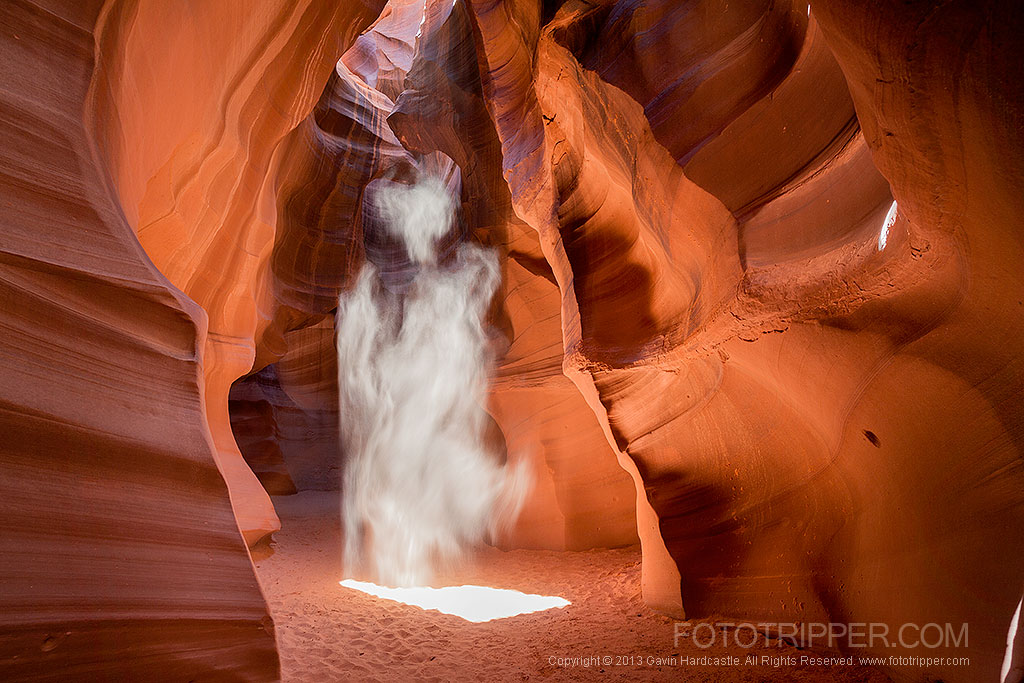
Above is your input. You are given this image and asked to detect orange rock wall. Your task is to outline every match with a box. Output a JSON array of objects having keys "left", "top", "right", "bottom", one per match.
[
  {"left": 88, "top": 0, "right": 386, "bottom": 545},
  {"left": 1, "top": 0, "right": 386, "bottom": 677},
  {"left": 465, "top": 1, "right": 1024, "bottom": 679},
  {"left": 4, "top": 0, "right": 1023, "bottom": 679},
  {"left": 237, "top": 0, "right": 640, "bottom": 551},
  {"left": 0, "top": 1, "right": 283, "bottom": 678}
]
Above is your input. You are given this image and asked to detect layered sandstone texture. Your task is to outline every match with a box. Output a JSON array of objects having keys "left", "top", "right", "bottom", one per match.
[
  {"left": 88, "top": 0, "right": 388, "bottom": 547},
  {"left": 0, "top": 0, "right": 382, "bottom": 679},
  {"left": 2, "top": 0, "right": 1023, "bottom": 682},
  {"left": 462, "top": 0, "right": 1024, "bottom": 680},
  {"left": 226, "top": 0, "right": 642, "bottom": 552}
]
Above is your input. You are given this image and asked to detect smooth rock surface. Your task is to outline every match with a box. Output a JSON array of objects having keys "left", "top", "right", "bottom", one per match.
[
  {"left": 464, "top": 1, "right": 1024, "bottom": 679},
  {"left": 0, "top": 1, "right": 289, "bottom": 678},
  {"left": 89, "top": 0, "right": 387, "bottom": 545}
]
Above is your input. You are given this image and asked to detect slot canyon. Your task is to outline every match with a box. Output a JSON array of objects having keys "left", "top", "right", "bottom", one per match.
[{"left": 1, "top": 0, "right": 1022, "bottom": 681}]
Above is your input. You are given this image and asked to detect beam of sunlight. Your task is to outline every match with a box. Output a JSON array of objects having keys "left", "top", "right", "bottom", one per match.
[
  {"left": 337, "top": 171, "right": 529, "bottom": 587},
  {"left": 340, "top": 579, "right": 570, "bottom": 622}
]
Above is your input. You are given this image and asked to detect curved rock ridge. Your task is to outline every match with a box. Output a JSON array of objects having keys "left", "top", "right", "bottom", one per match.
[
  {"left": 579, "top": 0, "right": 808, "bottom": 169},
  {"left": 4, "top": 0, "right": 1023, "bottom": 679},
  {"left": 386, "top": 0, "right": 640, "bottom": 550},
  {"left": 232, "top": 0, "right": 639, "bottom": 551},
  {"left": 463, "top": 0, "right": 1024, "bottom": 679},
  {"left": 466, "top": 0, "right": 739, "bottom": 610},
  {"left": 233, "top": 323, "right": 344, "bottom": 493},
  {"left": 88, "top": 0, "right": 388, "bottom": 546},
  {"left": 0, "top": 0, "right": 302, "bottom": 678}
]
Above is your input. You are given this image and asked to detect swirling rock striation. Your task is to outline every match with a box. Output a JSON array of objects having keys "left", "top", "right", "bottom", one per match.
[
  {"left": 3, "top": 0, "right": 1023, "bottom": 680},
  {"left": 388, "top": 0, "right": 640, "bottom": 550},
  {"left": 0, "top": 0, "right": 386, "bottom": 677},
  {"left": 89, "top": 0, "right": 387, "bottom": 546},
  {"left": 464, "top": 1, "right": 1024, "bottom": 680},
  {"left": 0, "top": 0, "right": 292, "bottom": 678}
]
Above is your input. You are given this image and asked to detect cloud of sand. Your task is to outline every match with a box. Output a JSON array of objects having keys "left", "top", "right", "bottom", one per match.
[{"left": 336, "top": 174, "right": 528, "bottom": 587}]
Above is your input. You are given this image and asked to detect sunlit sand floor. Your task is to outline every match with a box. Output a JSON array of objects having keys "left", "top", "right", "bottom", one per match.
[{"left": 255, "top": 492, "right": 890, "bottom": 682}]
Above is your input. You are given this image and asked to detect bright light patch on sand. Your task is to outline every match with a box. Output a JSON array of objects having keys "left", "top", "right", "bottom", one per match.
[
  {"left": 340, "top": 580, "right": 570, "bottom": 622},
  {"left": 879, "top": 200, "right": 898, "bottom": 250}
]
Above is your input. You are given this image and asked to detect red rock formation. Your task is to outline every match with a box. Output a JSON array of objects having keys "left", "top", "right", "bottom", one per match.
[
  {"left": 0, "top": 0, "right": 382, "bottom": 677},
  {"left": 233, "top": 324, "right": 343, "bottom": 492},
  {"left": 89, "top": 0, "right": 386, "bottom": 545},
  {"left": 4, "top": 0, "right": 1022, "bottom": 679},
  {"left": 0, "top": 1, "right": 283, "bottom": 678},
  {"left": 388, "top": 0, "right": 640, "bottom": 550},
  {"left": 465, "top": 0, "right": 1024, "bottom": 679},
  {"left": 229, "top": 370, "right": 299, "bottom": 497}
]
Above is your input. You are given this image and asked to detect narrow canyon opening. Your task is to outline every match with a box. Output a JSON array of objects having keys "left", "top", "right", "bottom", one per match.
[{"left": 221, "top": 1, "right": 1012, "bottom": 680}]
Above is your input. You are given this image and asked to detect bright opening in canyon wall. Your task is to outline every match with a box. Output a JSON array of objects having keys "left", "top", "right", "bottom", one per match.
[{"left": 335, "top": 171, "right": 529, "bottom": 588}]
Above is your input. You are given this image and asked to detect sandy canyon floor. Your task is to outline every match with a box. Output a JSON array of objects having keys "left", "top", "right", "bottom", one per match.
[{"left": 254, "top": 492, "right": 890, "bottom": 682}]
